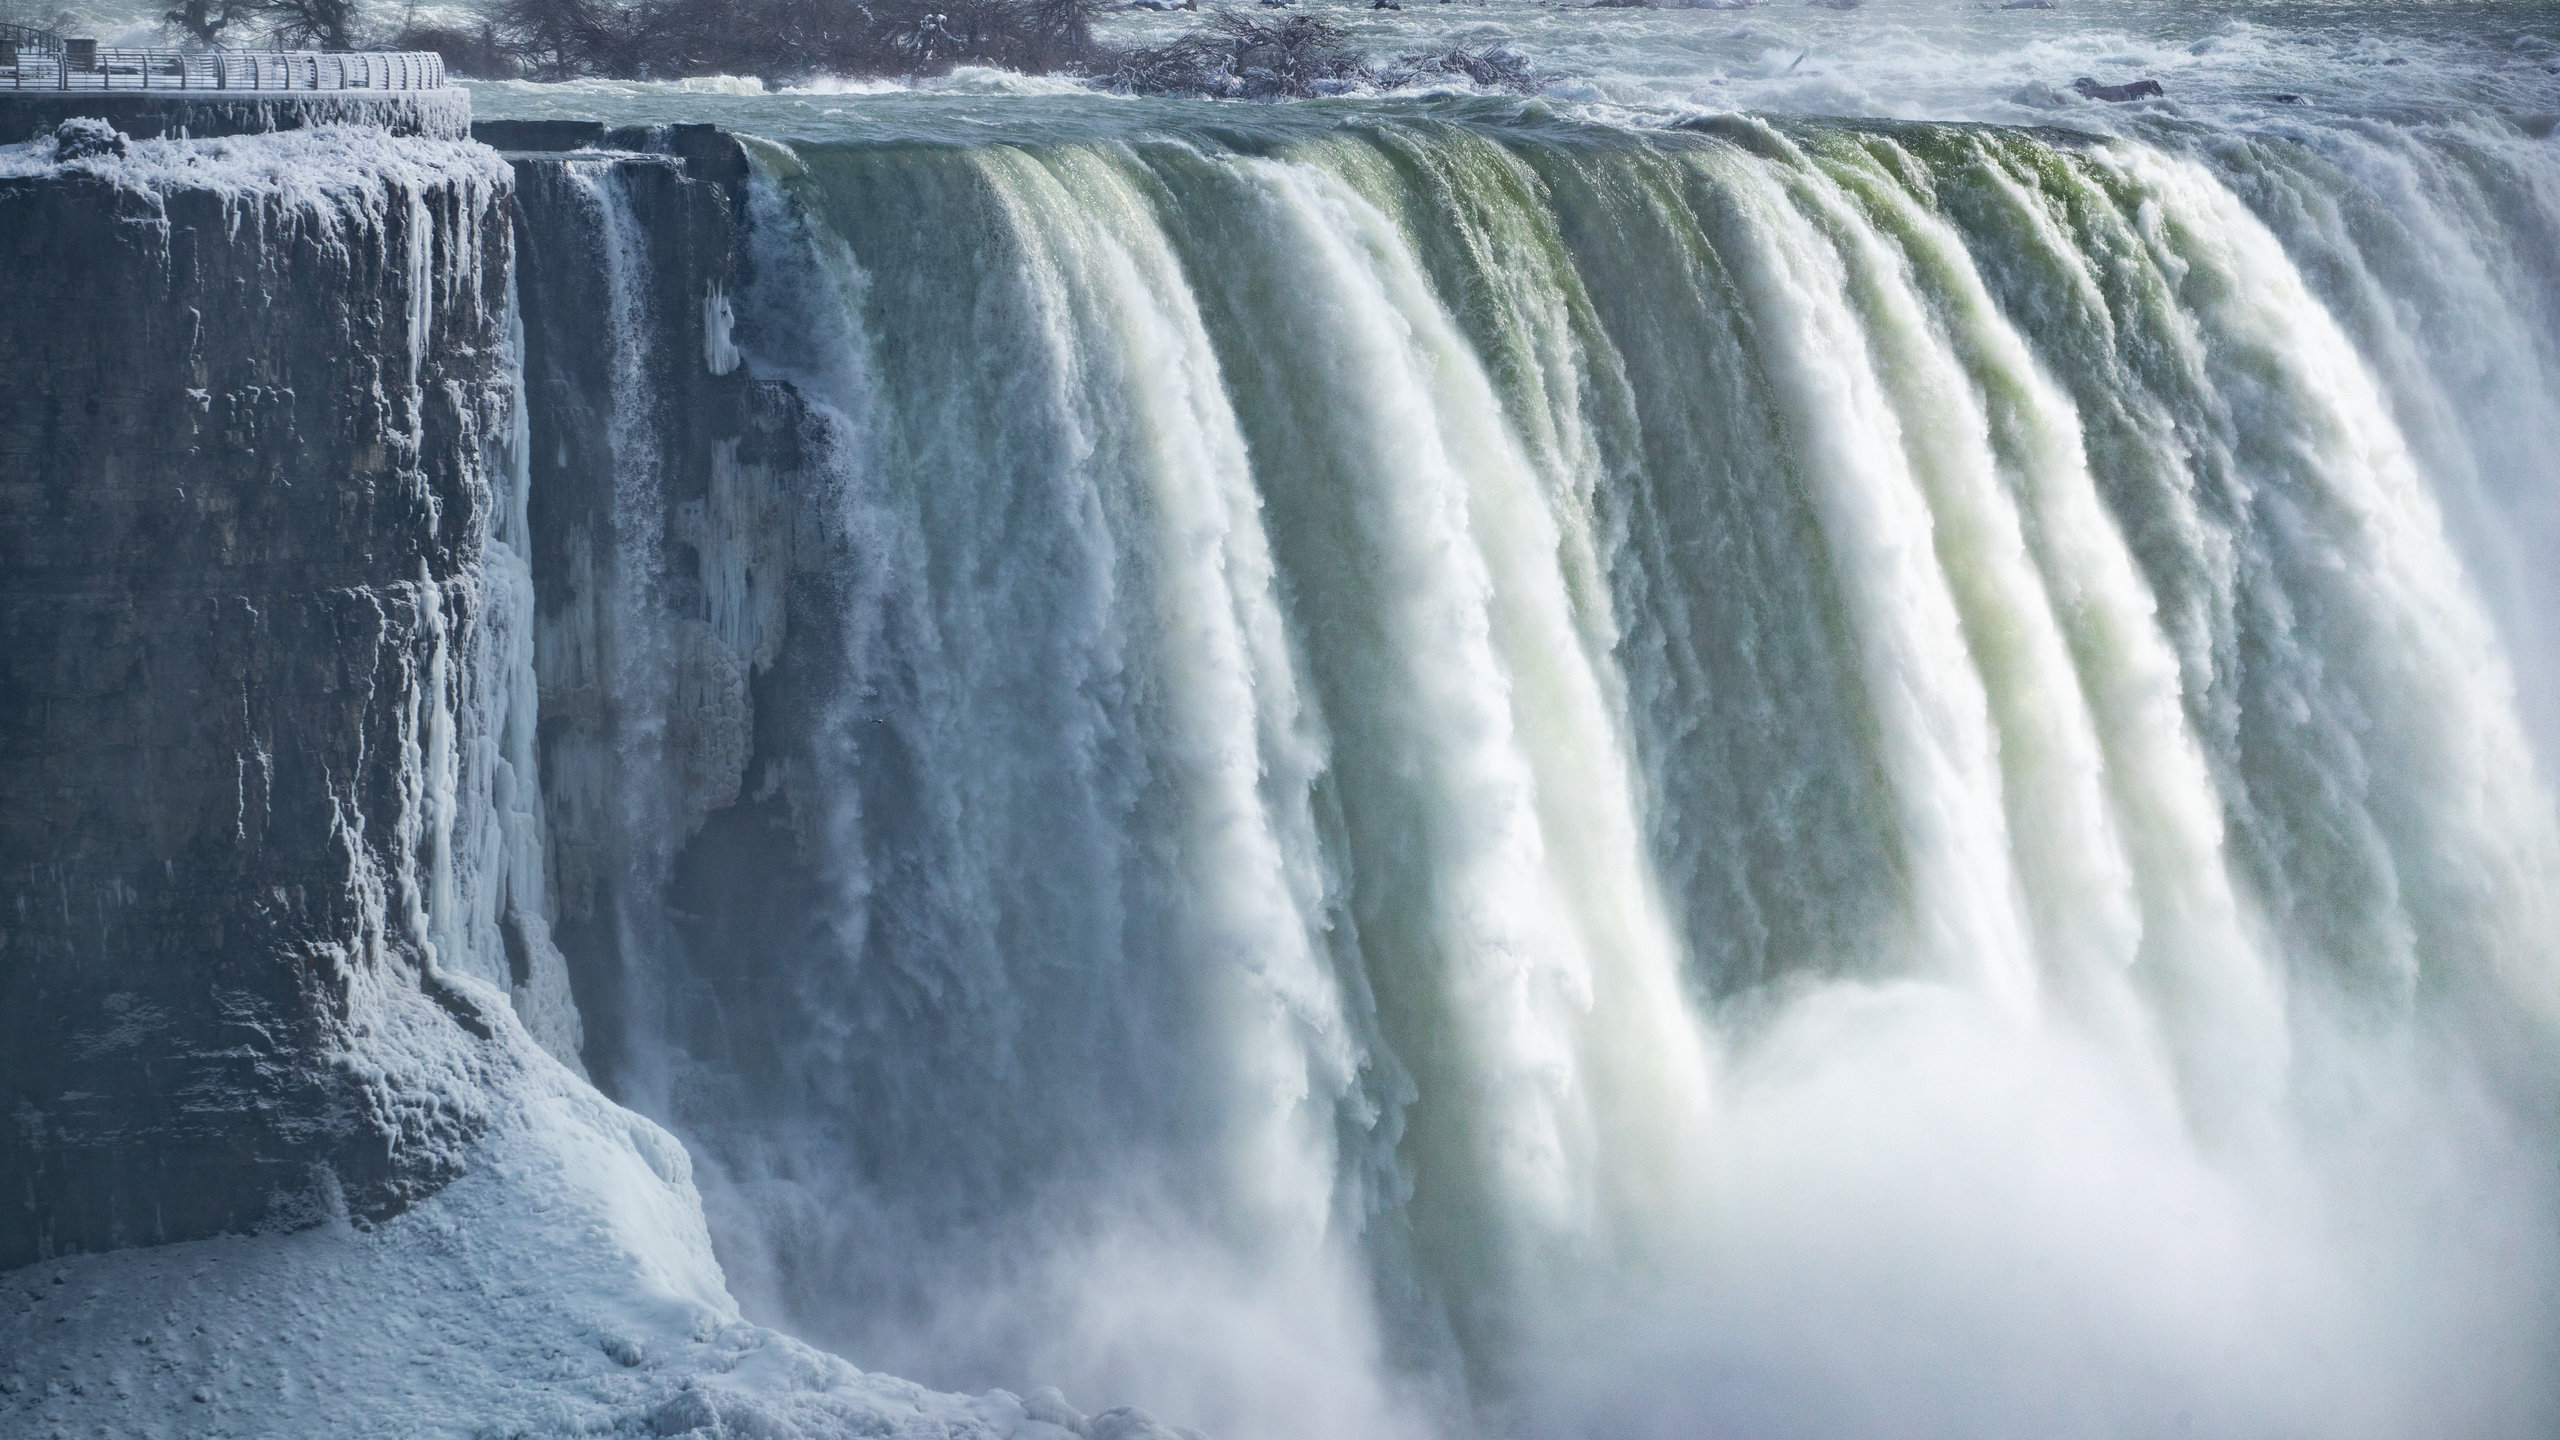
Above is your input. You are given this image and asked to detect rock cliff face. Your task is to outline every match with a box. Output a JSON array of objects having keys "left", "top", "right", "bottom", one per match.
[
  {"left": 0, "top": 129, "right": 521, "bottom": 1269},
  {"left": 0, "top": 124, "right": 1064, "bottom": 1440},
  {"left": 498, "top": 129, "right": 811, "bottom": 1097}
]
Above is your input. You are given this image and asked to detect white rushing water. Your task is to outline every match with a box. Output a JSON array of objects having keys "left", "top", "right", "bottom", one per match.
[{"left": 457, "top": 10, "right": 2560, "bottom": 1439}]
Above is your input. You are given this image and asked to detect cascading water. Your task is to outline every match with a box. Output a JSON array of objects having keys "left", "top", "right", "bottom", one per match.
[{"left": 511, "top": 106, "right": 2560, "bottom": 1440}]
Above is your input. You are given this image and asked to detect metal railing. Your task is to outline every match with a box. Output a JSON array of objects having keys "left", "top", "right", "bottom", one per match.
[
  {"left": 0, "top": 21, "right": 61, "bottom": 54},
  {"left": 3, "top": 47, "right": 448, "bottom": 91}
]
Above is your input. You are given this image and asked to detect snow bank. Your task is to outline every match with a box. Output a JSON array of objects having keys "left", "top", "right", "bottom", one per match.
[
  {"left": 0, "top": 121, "right": 511, "bottom": 197},
  {"left": 0, "top": 1003, "right": 1169, "bottom": 1439}
]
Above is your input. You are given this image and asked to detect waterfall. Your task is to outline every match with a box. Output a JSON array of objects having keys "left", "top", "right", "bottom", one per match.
[{"left": 519, "top": 114, "right": 2560, "bottom": 1439}]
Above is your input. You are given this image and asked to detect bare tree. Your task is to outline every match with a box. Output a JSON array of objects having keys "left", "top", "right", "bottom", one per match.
[
  {"left": 480, "top": 0, "right": 1113, "bottom": 83},
  {"left": 260, "top": 0, "right": 360, "bottom": 49},
  {"left": 492, "top": 0, "right": 631, "bottom": 76},
  {"left": 164, "top": 0, "right": 245, "bottom": 46}
]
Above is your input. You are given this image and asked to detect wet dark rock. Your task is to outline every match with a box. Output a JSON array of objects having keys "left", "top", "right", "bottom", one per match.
[
  {"left": 1379, "top": 43, "right": 1534, "bottom": 89},
  {"left": 1102, "top": 12, "right": 1362, "bottom": 95},
  {"left": 1104, "top": 9, "right": 1534, "bottom": 96},
  {"left": 2074, "top": 75, "right": 2164, "bottom": 100},
  {"left": 502, "top": 147, "right": 809, "bottom": 1098},
  {"left": 471, "top": 118, "right": 610, "bottom": 151}
]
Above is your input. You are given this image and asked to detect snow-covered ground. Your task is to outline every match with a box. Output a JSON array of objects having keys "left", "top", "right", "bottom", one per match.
[{"left": 0, "top": 1006, "right": 1186, "bottom": 1440}]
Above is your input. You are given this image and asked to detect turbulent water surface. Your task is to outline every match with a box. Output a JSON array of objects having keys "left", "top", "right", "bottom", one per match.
[{"left": 474, "top": 8, "right": 2560, "bottom": 1437}]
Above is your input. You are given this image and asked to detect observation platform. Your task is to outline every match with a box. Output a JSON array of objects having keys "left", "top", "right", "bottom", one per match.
[{"left": 1, "top": 33, "right": 463, "bottom": 140}]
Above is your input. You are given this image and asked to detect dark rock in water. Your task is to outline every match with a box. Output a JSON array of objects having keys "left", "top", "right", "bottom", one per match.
[
  {"left": 49, "top": 117, "right": 125, "bottom": 161},
  {"left": 2269, "top": 92, "right": 2307, "bottom": 104},
  {"left": 599, "top": 121, "right": 754, "bottom": 185},
  {"left": 2001, "top": 0, "right": 2056, "bottom": 9},
  {"left": 1380, "top": 42, "right": 1534, "bottom": 88},
  {"left": 2074, "top": 75, "right": 2164, "bottom": 101},
  {"left": 1374, "top": 0, "right": 1401, "bottom": 10},
  {"left": 1103, "top": 12, "right": 1376, "bottom": 97}
]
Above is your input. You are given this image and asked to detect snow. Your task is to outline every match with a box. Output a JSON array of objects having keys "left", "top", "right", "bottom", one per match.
[
  {"left": 0, "top": 1007, "right": 1164, "bottom": 1439},
  {"left": 0, "top": 122, "right": 511, "bottom": 199},
  {"left": 704, "top": 283, "right": 742, "bottom": 377}
]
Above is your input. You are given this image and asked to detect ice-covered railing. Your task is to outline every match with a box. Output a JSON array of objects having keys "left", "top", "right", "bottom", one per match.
[
  {"left": 0, "top": 22, "right": 60, "bottom": 55},
  {"left": 2, "top": 44, "right": 447, "bottom": 91}
]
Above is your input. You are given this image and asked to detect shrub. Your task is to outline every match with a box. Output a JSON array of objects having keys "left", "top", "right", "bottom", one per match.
[
  {"left": 482, "top": 0, "right": 1106, "bottom": 82},
  {"left": 1099, "top": 11, "right": 1366, "bottom": 97}
]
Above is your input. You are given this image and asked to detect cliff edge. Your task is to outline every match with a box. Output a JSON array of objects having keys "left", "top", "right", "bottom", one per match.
[{"left": 0, "top": 125, "right": 521, "bottom": 1269}]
